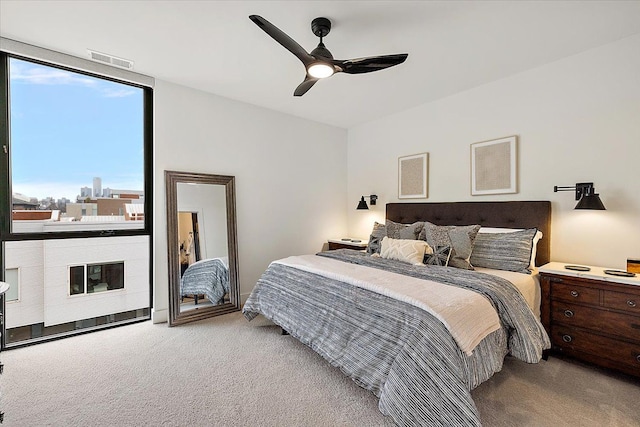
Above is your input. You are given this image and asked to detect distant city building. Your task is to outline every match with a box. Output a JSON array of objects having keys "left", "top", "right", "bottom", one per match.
[
  {"left": 12, "top": 193, "right": 39, "bottom": 210},
  {"left": 66, "top": 202, "right": 98, "bottom": 220},
  {"left": 12, "top": 179, "right": 143, "bottom": 218},
  {"left": 93, "top": 177, "right": 102, "bottom": 198},
  {"left": 125, "top": 203, "right": 144, "bottom": 221},
  {"left": 57, "top": 197, "right": 70, "bottom": 213},
  {"left": 110, "top": 189, "right": 144, "bottom": 200}
]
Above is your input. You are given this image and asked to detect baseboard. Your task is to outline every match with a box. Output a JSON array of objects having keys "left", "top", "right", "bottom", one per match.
[
  {"left": 151, "top": 307, "right": 168, "bottom": 324},
  {"left": 241, "top": 292, "right": 252, "bottom": 306}
]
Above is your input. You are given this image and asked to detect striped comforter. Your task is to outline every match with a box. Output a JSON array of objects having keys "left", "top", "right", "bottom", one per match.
[
  {"left": 243, "top": 250, "right": 550, "bottom": 426},
  {"left": 180, "top": 257, "right": 229, "bottom": 305}
]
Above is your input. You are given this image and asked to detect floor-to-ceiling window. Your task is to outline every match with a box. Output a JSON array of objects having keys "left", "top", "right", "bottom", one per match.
[{"left": 0, "top": 39, "right": 153, "bottom": 348}]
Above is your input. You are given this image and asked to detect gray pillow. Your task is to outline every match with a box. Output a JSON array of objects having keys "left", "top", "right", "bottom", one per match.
[
  {"left": 470, "top": 228, "right": 538, "bottom": 274},
  {"left": 424, "top": 245, "right": 451, "bottom": 266},
  {"left": 366, "top": 222, "right": 387, "bottom": 254},
  {"left": 366, "top": 220, "right": 424, "bottom": 255},
  {"left": 421, "top": 222, "right": 481, "bottom": 270},
  {"left": 385, "top": 220, "right": 423, "bottom": 240}
]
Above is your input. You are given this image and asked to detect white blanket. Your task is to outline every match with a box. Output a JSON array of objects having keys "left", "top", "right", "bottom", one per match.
[{"left": 274, "top": 255, "right": 501, "bottom": 355}]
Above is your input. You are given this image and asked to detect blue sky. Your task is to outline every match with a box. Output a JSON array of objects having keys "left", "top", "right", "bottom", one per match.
[{"left": 9, "top": 57, "right": 144, "bottom": 200}]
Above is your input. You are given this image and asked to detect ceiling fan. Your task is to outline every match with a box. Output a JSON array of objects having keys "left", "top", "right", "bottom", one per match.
[{"left": 249, "top": 15, "right": 408, "bottom": 96}]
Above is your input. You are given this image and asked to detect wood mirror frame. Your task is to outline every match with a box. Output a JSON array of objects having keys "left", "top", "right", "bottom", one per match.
[{"left": 165, "top": 170, "right": 240, "bottom": 326}]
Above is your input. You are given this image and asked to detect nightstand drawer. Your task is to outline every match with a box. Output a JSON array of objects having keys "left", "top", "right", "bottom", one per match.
[
  {"left": 551, "top": 326, "right": 640, "bottom": 369},
  {"left": 551, "top": 281, "right": 600, "bottom": 305},
  {"left": 604, "top": 290, "right": 640, "bottom": 315},
  {"left": 551, "top": 301, "right": 640, "bottom": 340}
]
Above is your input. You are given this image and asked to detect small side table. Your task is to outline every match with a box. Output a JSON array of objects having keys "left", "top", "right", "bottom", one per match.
[
  {"left": 539, "top": 262, "right": 640, "bottom": 378},
  {"left": 327, "top": 239, "right": 368, "bottom": 251}
]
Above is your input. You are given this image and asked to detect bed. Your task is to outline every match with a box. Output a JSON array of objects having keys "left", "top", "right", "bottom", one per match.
[
  {"left": 180, "top": 257, "right": 229, "bottom": 305},
  {"left": 243, "top": 201, "right": 551, "bottom": 426}
]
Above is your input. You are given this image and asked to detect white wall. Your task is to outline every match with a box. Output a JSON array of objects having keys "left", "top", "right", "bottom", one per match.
[
  {"left": 4, "top": 236, "right": 149, "bottom": 328},
  {"left": 4, "top": 241, "right": 44, "bottom": 328},
  {"left": 348, "top": 34, "right": 640, "bottom": 269},
  {"left": 153, "top": 80, "right": 348, "bottom": 322},
  {"left": 43, "top": 236, "right": 149, "bottom": 326}
]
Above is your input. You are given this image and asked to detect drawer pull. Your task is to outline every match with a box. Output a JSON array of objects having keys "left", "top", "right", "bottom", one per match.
[
  {"left": 564, "top": 310, "right": 574, "bottom": 318},
  {"left": 562, "top": 335, "right": 573, "bottom": 343},
  {"left": 628, "top": 300, "right": 637, "bottom": 308},
  {"left": 570, "top": 290, "right": 579, "bottom": 297},
  {"left": 637, "top": 354, "right": 640, "bottom": 363}
]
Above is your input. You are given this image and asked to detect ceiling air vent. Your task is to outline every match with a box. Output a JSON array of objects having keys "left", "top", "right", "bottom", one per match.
[{"left": 87, "top": 49, "right": 134, "bottom": 70}]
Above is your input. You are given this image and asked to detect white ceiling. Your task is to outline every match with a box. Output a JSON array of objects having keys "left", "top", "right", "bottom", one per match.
[{"left": 2, "top": 1, "right": 640, "bottom": 129}]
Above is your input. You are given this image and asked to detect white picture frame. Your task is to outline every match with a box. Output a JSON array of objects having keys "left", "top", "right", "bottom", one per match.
[
  {"left": 398, "top": 152, "right": 428, "bottom": 199},
  {"left": 471, "top": 135, "right": 517, "bottom": 195}
]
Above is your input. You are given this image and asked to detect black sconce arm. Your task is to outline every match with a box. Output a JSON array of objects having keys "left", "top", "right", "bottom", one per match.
[{"left": 553, "top": 182, "right": 595, "bottom": 201}]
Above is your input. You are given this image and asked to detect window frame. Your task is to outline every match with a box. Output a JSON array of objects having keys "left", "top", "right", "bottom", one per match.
[
  {"left": 68, "top": 261, "right": 126, "bottom": 296},
  {"left": 0, "top": 40, "right": 154, "bottom": 349},
  {"left": 0, "top": 52, "right": 153, "bottom": 241}
]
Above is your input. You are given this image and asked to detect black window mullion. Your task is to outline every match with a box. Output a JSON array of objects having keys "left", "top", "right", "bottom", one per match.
[
  {"left": 0, "top": 52, "right": 11, "bottom": 240},
  {"left": 0, "top": 52, "right": 10, "bottom": 350}
]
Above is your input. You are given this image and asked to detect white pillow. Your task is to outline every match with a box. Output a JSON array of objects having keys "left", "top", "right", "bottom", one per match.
[
  {"left": 478, "top": 227, "right": 543, "bottom": 269},
  {"left": 380, "top": 236, "right": 432, "bottom": 265}
]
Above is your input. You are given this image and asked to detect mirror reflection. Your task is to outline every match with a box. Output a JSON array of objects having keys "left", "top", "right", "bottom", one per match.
[
  {"left": 177, "top": 183, "right": 229, "bottom": 312},
  {"left": 165, "top": 171, "right": 239, "bottom": 326}
]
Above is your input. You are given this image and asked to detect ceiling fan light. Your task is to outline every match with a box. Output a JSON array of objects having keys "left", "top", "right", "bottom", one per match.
[{"left": 308, "top": 63, "right": 334, "bottom": 78}]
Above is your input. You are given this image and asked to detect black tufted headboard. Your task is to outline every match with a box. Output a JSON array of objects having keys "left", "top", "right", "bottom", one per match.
[{"left": 386, "top": 201, "right": 551, "bottom": 266}]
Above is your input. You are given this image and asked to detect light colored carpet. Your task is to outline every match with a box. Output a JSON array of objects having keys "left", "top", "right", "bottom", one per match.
[{"left": 1, "top": 312, "right": 638, "bottom": 426}]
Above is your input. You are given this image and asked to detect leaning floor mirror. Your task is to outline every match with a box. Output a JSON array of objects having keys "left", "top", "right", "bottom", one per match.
[{"left": 165, "top": 171, "right": 240, "bottom": 326}]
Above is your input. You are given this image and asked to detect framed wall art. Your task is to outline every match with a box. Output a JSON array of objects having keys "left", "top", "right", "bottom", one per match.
[
  {"left": 398, "top": 152, "right": 428, "bottom": 199},
  {"left": 471, "top": 135, "right": 517, "bottom": 195}
]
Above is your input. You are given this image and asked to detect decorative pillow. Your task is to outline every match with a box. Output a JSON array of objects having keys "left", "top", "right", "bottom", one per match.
[
  {"left": 421, "top": 222, "right": 481, "bottom": 270},
  {"left": 470, "top": 228, "right": 539, "bottom": 274},
  {"left": 385, "top": 220, "right": 424, "bottom": 240},
  {"left": 366, "top": 222, "right": 387, "bottom": 254},
  {"left": 478, "top": 227, "right": 543, "bottom": 269},
  {"left": 424, "top": 245, "right": 452, "bottom": 266},
  {"left": 380, "top": 236, "right": 432, "bottom": 265}
]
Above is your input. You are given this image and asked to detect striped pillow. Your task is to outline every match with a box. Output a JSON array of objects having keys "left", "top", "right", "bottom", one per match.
[{"left": 470, "top": 228, "right": 538, "bottom": 274}]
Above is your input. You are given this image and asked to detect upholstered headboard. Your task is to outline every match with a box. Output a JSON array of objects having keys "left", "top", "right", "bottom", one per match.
[{"left": 386, "top": 201, "right": 551, "bottom": 266}]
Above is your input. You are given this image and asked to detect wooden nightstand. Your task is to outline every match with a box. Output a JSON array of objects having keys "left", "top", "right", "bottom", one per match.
[
  {"left": 539, "top": 262, "right": 640, "bottom": 378},
  {"left": 327, "top": 239, "right": 368, "bottom": 251}
]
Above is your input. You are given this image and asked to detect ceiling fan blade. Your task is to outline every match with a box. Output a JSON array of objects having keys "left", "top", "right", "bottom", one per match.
[
  {"left": 333, "top": 54, "right": 408, "bottom": 74},
  {"left": 294, "top": 75, "right": 319, "bottom": 97},
  {"left": 249, "top": 15, "right": 314, "bottom": 67}
]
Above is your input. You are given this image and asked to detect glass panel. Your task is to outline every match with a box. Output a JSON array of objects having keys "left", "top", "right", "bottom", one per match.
[
  {"left": 87, "top": 262, "right": 124, "bottom": 293},
  {"left": 69, "top": 266, "right": 85, "bottom": 295},
  {"left": 8, "top": 57, "right": 145, "bottom": 233},
  {"left": 4, "top": 268, "right": 19, "bottom": 302},
  {"left": 176, "top": 182, "right": 229, "bottom": 314}
]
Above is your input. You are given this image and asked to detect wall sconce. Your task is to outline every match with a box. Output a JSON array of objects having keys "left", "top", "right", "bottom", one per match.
[
  {"left": 356, "top": 195, "right": 378, "bottom": 210},
  {"left": 554, "top": 182, "right": 606, "bottom": 210}
]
